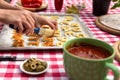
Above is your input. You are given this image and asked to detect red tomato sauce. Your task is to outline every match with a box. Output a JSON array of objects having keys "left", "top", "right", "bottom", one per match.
[{"left": 68, "top": 43, "right": 111, "bottom": 59}]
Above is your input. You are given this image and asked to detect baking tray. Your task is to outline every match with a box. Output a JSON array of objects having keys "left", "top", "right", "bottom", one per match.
[{"left": 0, "top": 14, "right": 94, "bottom": 50}]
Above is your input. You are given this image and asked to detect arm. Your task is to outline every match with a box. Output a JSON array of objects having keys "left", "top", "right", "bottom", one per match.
[
  {"left": 0, "top": 0, "right": 22, "bottom": 10},
  {"left": 0, "top": 9, "right": 35, "bottom": 34},
  {"left": 0, "top": 9, "right": 57, "bottom": 34},
  {"left": 0, "top": 0, "right": 57, "bottom": 34}
]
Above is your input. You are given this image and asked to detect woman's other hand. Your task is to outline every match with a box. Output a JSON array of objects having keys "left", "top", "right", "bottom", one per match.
[{"left": 31, "top": 13, "right": 58, "bottom": 30}]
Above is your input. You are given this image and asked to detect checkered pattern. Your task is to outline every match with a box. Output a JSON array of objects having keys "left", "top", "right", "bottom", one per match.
[{"left": 0, "top": 0, "right": 120, "bottom": 80}]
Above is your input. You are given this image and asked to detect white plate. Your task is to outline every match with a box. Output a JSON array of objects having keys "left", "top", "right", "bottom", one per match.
[{"left": 20, "top": 58, "right": 49, "bottom": 75}]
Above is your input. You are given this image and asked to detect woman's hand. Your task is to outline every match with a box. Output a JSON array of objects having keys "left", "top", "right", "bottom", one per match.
[{"left": 0, "top": 9, "right": 35, "bottom": 34}]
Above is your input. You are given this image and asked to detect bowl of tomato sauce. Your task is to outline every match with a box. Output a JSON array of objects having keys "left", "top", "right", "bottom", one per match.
[{"left": 63, "top": 38, "right": 119, "bottom": 80}]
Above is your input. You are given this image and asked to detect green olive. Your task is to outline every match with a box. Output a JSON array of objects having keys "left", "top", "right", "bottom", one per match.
[
  {"left": 36, "top": 65, "right": 45, "bottom": 72},
  {"left": 30, "top": 62, "right": 36, "bottom": 70},
  {"left": 41, "top": 61, "right": 47, "bottom": 68},
  {"left": 23, "top": 62, "right": 33, "bottom": 72}
]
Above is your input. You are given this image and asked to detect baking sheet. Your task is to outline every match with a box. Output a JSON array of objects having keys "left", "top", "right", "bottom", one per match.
[{"left": 0, "top": 14, "right": 94, "bottom": 50}]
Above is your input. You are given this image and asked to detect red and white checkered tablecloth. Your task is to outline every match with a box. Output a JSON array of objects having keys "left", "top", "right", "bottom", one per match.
[{"left": 0, "top": 0, "right": 120, "bottom": 80}]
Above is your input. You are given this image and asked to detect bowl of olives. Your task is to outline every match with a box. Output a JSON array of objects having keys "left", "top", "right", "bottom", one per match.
[{"left": 20, "top": 58, "right": 49, "bottom": 75}]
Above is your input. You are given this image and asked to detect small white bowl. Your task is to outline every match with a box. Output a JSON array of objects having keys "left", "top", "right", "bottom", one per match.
[{"left": 20, "top": 58, "right": 49, "bottom": 75}]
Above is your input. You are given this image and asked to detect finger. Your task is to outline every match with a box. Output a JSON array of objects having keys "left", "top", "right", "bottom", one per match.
[
  {"left": 51, "top": 21, "right": 58, "bottom": 29},
  {"left": 33, "top": 17, "right": 41, "bottom": 28},
  {"left": 22, "top": 21, "right": 31, "bottom": 35},
  {"left": 28, "top": 26, "right": 34, "bottom": 35},
  {"left": 17, "top": 22, "right": 24, "bottom": 33},
  {"left": 47, "top": 21, "right": 57, "bottom": 30},
  {"left": 26, "top": 14, "right": 35, "bottom": 28},
  {"left": 26, "top": 15, "right": 35, "bottom": 34}
]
